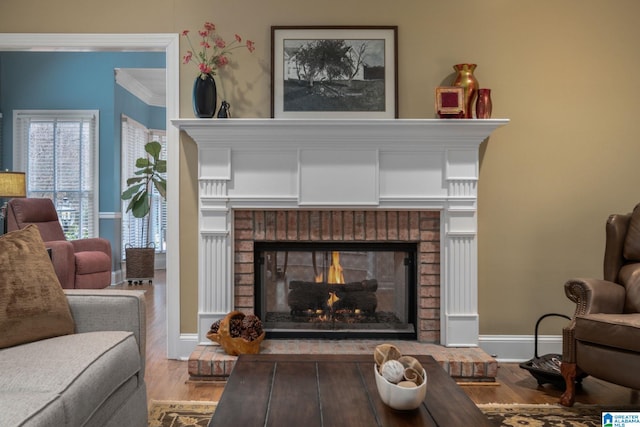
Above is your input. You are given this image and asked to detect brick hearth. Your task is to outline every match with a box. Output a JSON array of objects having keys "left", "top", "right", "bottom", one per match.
[{"left": 188, "top": 341, "right": 498, "bottom": 382}]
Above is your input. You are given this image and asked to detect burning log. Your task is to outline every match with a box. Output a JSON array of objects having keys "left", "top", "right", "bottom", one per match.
[
  {"left": 343, "top": 279, "right": 378, "bottom": 292},
  {"left": 287, "top": 281, "right": 327, "bottom": 312},
  {"left": 341, "top": 291, "right": 377, "bottom": 313},
  {"left": 288, "top": 279, "right": 378, "bottom": 314}
]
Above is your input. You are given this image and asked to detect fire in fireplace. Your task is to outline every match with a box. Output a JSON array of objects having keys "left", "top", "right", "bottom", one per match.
[{"left": 254, "top": 242, "right": 417, "bottom": 339}]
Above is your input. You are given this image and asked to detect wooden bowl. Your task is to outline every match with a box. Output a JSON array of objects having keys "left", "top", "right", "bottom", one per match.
[{"left": 206, "top": 311, "right": 265, "bottom": 356}]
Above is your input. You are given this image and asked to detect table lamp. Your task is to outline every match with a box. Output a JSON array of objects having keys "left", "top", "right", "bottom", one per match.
[{"left": 0, "top": 171, "right": 27, "bottom": 234}]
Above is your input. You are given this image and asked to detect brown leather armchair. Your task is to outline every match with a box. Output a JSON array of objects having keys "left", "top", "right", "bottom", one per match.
[
  {"left": 560, "top": 203, "right": 640, "bottom": 406},
  {"left": 5, "top": 198, "right": 112, "bottom": 289}
]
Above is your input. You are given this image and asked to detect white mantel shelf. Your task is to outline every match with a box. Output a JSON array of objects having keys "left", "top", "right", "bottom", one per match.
[
  {"left": 172, "top": 118, "right": 508, "bottom": 347},
  {"left": 173, "top": 118, "right": 509, "bottom": 148}
]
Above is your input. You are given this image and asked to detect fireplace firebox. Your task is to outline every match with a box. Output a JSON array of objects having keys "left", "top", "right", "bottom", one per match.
[{"left": 255, "top": 242, "right": 417, "bottom": 339}]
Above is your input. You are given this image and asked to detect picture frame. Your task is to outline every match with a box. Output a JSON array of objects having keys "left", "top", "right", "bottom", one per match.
[
  {"left": 271, "top": 26, "right": 398, "bottom": 119},
  {"left": 435, "top": 87, "right": 465, "bottom": 118}
]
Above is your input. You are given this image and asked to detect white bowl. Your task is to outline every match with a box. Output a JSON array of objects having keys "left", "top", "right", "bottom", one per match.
[{"left": 374, "top": 364, "right": 427, "bottom": 410}]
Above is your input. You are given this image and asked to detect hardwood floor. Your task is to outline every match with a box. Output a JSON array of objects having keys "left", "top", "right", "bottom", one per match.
[
  {"left": 113, "top": 271, "right": 225, "bottom": 405},
  {"left": 127, "top": 271, "right": 639, "bottom": 407}
]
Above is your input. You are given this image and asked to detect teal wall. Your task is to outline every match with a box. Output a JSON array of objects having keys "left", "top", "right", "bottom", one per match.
[{"left": 0, "top": 51, "right": 165, "bottom": 272}]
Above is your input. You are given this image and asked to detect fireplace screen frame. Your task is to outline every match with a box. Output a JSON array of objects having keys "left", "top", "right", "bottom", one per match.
[{"left": 254, "top": 241, "right": 418, "bottom": 340}]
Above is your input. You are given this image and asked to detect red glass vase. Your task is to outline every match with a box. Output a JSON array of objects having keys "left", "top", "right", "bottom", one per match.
[{"left": 476, "top": 89, "right": 492, "bottom": 119}]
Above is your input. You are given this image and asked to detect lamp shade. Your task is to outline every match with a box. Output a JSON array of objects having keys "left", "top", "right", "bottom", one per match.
[{"left": 0, "top": 171, "right": 27, "bottom": 198}]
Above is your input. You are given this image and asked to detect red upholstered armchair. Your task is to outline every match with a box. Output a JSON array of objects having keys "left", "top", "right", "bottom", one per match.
[{"left": 5, "top": 198, "right": 112, "bottom": 289}]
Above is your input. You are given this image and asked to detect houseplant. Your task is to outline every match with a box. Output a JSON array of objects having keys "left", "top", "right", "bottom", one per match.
[{"left": 121, "top": 140, "right": 167, "bottom": 284}]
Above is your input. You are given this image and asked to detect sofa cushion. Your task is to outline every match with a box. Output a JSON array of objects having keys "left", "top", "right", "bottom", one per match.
[
  {"left": 575, "top": 313, "right": 640, "bottom": 352},
  {"left": 0, "top": 330, "right": 141, "bottom": 426},
  {"left": 0, "top": 390, "right": 65, "bottom": 427},
  {"left": 623, "top": 203, "right": 640, "bottom": 261},
  {"left": 0, "top": 224, "right": 75, "bottom": 349}
]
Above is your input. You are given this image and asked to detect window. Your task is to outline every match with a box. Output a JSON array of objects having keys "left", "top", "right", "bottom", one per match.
[
  {"left": 121, "top": 115, "right": 166, "bottom": 256},
  {"left": 13, "top": 110, "right": 99, "bottom": 239}
]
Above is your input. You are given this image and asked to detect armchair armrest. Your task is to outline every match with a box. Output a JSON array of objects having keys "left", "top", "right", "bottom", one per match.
[
  {"left": 64, "top": 289, "right": 146, "bottom": 376},
  {"left": 562, "top": 278, "right": 625, "bottom": 364},
  {"left": 564, "top": 278, "right": 626, "bottom": 316},
  {"left": 70, "top": 237, "right": 112, "bottom": 256},
  {"left": 46, "top": 240, "right": 75, "bottom": 288}
]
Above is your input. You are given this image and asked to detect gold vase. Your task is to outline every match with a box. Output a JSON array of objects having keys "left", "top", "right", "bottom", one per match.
[{"left": 452, "top": 63, "right": 479, "bottom": 118}]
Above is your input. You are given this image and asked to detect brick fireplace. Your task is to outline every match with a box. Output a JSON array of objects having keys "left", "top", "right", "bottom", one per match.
[
  {"left": 173, "top": 118, "right": 508, "bottom": 347},
  {"left": 234, "top": 210, "right": 440, "bottom": 341}
]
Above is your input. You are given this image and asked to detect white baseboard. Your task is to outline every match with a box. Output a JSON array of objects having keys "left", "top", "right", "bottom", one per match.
[
  {"left": 174, "top": 333, "right": 200, "bottom": 360},
  {"left": 479, "top": 334, "right": 563, "bottom": 362},
  {"left": 111, "top": 269, "right": 124, "bottom": 286}
]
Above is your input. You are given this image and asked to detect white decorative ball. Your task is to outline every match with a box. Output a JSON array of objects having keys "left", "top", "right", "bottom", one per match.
[{"left": 380, "top": 360, "right": 405, "bottom": 384}]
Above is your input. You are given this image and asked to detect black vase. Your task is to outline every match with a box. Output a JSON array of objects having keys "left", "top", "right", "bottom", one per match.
[
  {"left": 192, "top": 74, "right": 217, "bottom": 118},
  {"left": 217, "top": 100, "right": 231, "bottom": 118}
]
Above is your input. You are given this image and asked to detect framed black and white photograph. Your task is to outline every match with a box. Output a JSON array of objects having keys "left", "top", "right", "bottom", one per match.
[{"left": 271, "top": 26, "right": 398, "bottom": 118}]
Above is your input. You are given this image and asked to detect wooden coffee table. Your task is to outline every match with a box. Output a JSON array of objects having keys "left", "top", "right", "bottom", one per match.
[{"left": 209, "top": 353, "right": 491, "bottom": 427}]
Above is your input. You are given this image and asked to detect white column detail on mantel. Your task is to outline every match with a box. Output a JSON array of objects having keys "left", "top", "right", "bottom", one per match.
[{"left": 172, "top": 118, "right": 508, "bottom": 347}]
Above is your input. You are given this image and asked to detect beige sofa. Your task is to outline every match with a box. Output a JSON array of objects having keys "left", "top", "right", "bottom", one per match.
[{"left": 0, "top": 290, "right": 148, "bottom": 426}]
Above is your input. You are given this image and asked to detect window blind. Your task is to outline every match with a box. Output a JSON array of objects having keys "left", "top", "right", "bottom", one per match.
[{"left": 13, "top": 110, "right": 99, "bottom": 239}]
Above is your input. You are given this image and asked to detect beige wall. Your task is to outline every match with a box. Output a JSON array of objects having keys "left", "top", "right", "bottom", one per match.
[{"left": 3, "top": 0, "right": 640, "bottom": 337}]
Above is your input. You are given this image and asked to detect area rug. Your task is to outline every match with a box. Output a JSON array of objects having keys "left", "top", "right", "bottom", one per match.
[
  {"left": 148, "top": 400, "right": 217, "bottom": 427},
  {"left": 478, "top": 403, "right": 634, "bottom": 427},
  {"left": 149, "top": 400, "right": 634, "bottom": 426}
]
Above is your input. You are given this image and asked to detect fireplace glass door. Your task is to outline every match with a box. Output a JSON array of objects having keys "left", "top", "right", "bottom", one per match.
[{"left": 255, "top": 242, "right": 417, "bottom": 339}]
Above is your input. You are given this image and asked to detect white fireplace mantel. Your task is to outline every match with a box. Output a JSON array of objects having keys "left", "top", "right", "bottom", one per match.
[{"left": 172, "top": 118, "right": 508, "bottom": 347}]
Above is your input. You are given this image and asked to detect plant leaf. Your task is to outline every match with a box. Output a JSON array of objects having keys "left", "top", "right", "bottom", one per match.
[
  {"left": 153, "top": 178, "right": 167, "bottom": 198},
  {"left": 122, "top": 183, "right": 143, "bottom": 200},
  {"left": 145, "top": 141, "right": 162, "bottom": 159},
  {"left": 125, "top": 190, "right": 142, "bottom": 212},
  {"left": 155, "top": 159, "right": 167, "bottom": 173},
  {"left": 136, "top": 158, "right": 151, "bottom": 168},
  {"left": 135, "top": 167, "right": 153, "bottom": 176},
  {"left": 131, "top": 191, "right": 150, "bottom": 218},
  {"left": 126, "top": 176, "right": 145, "bottom": 185}
]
